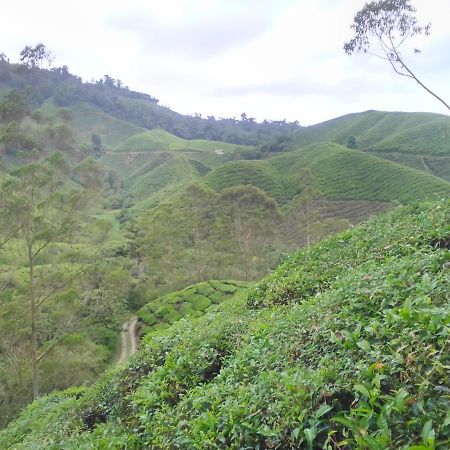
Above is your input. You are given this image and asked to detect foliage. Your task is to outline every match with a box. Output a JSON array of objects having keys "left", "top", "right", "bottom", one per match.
[
  {"left": 137, "top": 280, "right": 250, "bottom": 334},
  {"left": 19, "top": 43, "right": 54, "bottom": 70},
  {"left": 1, "top": 199, "right": 448, "bottom": 448},
  {"left": 345, "top": 0, "right": 450, "bottom": 112}
]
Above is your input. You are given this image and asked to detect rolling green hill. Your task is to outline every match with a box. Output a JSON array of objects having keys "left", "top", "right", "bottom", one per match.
[
  {"left": 2, "top": 199, "right": 448, "bottom": 449},
  {"left": 289, "top": 110, "right": 450, "bottom": 181},
  {"left": 115, "top": 128, "right": 249, "bottom": 154},
  {"left": 290, "top": 110, "right": 450, "bottom": 155},
  {"left": 2, "top": 59, "right": 450, "bottom": 436},
  {"left": 205, "top": 142, "right": 450, "bottom": 205}
]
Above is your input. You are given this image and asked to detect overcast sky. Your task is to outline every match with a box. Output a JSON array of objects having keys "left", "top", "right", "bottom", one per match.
[{"left": 1, "top": 0, "right": 449, "bottom": 125}]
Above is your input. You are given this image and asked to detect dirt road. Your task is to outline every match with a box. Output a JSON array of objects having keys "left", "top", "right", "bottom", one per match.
[{"left": 117, "top": 317, "right": 138, "bottom": 364}]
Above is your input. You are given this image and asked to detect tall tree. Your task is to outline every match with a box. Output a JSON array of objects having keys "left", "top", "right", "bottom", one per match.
[
  {"left": 19, "top": 43, "right": 54, "bottom": 70},
  {"left": 181, "top": 183, "right": 219, "bottom": 282},
  {"left": 0, "top": 153, "right": 101, "bottom": 399},
  {"left": 344, "top": 0, "right": 450, "bottom": 112},
  {"left": 220, "top": 185, "right": 280, "bottom": 281}
]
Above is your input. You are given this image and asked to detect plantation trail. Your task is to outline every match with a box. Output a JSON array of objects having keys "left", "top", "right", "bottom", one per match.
[
  {"left": 117, "top": 317, "right": 138, "bottom": 364},
  {"left": 421, "top": 156, "right": 433, "bottom": 174}
]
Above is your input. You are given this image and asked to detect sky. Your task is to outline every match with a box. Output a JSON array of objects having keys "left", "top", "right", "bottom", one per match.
[{"left": 1, "top": 0, "right": 449, "bottom": 125}]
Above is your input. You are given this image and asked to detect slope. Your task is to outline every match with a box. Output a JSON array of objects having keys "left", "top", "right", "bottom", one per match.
[
  {"left": 1, "top": 199, "right": 448, "bottom": 449},
  {"left": 137, "top": 280, "right": 250, "bottom": 334},
  {"left": 289, "top": 110, "right": 450, "bottom": 181},
  {"left": 205, "top": 142, "right": 450, "bottom": 205},
  {"left": 290, "top": 110, "right": 450, "bottom": 156}
]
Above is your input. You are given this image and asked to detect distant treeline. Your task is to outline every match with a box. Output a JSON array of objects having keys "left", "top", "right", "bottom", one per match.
[{"left": 0, "top": 58, "right": 300, "bottom": 146}]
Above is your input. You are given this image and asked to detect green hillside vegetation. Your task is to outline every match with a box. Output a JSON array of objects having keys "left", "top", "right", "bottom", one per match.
[
  {"left": 206, "top": 143, "right": 450, "bottom": 205},
  {"left": 0, "top": 60, "right": 300, "bottom": 146},
  {"left": 289, "top": 111, "right": 450, "bottom": 182},
  {"left": 115, "top": 128, "right": 249, "bottom": 154},
  {"left": 370, "top": 152, "right": 450, "bottom": 183},
  {"left": 2, "top": 54, "right": 450, "bottom": 436},
  {"left": 205, "top": 160, "right": 288, "bottom": 203},
  {"left": 38, "top": 100, "right": 145, "bottom": 149},
  {"left": 137, "top": 280, "right": 250, "bottom": 334},
  {"left": 1, "top": 199, "right": 448, "bottom": 448},
  {"left": 290, "top": 110, "right": 450, "bottom": 156}
]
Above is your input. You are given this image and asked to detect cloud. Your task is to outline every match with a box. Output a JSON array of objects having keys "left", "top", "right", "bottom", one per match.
[
  {"left": 106, "top": 2, "right": 277, "bottom": 61},
  {"left": 0, "top": 0, "right": 448, "bottom": 126}
]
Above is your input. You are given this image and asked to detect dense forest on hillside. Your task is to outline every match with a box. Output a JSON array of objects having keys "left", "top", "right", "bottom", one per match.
[{"left": 0, "top": 56, "right": 300, "bottom": 147}]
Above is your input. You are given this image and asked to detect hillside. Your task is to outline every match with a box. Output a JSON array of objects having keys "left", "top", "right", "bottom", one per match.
[
  {"left": 0, "top": 61, "right": 300, "bottom": 146},
  {"left": 205, "top": 142, "right": 450, "bottom": 204},
  {"left": 137, "top": 280, "right": 250, "bottom": 334},
  {"left": 289, "top": 110, "right": 450, "bottom": 181},
  {"left": 1, "top": 59, "right": 450, "bottom": 433},
  {"left": 1, "top": 199, "right": 448, "bottom": 448}
]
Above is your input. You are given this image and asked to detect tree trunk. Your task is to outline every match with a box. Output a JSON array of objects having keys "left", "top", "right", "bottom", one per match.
[{"left": 28, "top": 244, "right": 38, "bottom": 399}]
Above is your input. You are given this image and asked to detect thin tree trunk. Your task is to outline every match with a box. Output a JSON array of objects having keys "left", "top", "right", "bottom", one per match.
[{"left": 28, "top": 244, "right": 39, "bottom": 399}]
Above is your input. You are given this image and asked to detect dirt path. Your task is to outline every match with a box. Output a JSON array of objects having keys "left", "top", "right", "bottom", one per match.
[
  {"left": 116, "top": 317, "right": 138, "bottom": 364},
  {"left": 421, "top": 156, "right": 433, "bottom": 175}
]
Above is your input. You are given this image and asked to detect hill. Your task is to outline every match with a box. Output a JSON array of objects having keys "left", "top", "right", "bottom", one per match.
[
  {"left": 0, "top": 60, "right": 300, "bottom": 146},
  {"left": 205, "top": 142, "right": 450, "bottom": 204},
  {"left": 1, "top": 58, "right": 450, "bottom": 433},
  {"left": 1, "top": 199, "right": 448, "bottom": 448},
  {"left": 289, "top": 110, "right": 450, "bottom": 181},
  {"left": 136, "top": 280, "right": 250, "bottom": 334}
]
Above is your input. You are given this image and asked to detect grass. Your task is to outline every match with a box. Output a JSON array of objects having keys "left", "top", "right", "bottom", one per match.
[{"left": 1, "top": 199, "right": 448, "bottom": 448}]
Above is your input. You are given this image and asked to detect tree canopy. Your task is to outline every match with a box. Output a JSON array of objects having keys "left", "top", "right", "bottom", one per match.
[{"left": 344, "top": 0, "right": 450, "bottom": 112}]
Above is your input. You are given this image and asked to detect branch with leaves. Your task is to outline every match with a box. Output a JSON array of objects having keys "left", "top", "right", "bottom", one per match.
[{"left": 344, "top": 0, "right": 450, "bottom": 112}]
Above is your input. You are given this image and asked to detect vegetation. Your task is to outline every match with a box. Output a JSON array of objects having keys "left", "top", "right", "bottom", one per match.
[
  {"left": 0, "top": 56, "right": 300, "bottom": 146},
  {"left": 137, "top": 280, "right": 250, "bottom": 334},
  {"left": 1, "top": 43, "right": 449, "bottom": 438},
  {"left": 1, "top": 199, "right": 448, "bottom": 448},
  {"left": 345, "top": 0, "right": 450, "bottom": 113}
]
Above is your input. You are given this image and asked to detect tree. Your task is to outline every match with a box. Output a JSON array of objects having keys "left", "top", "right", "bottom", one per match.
[
  {"left": 346, "top": 135, "right": 357, "bottom": 149},
  {"left": 0, "top": 90, "right": 29, "bottom": 123},
  {"left": 292, "top": 169, "right": 321, "bottom": 249},
  {"left": 19, "top": 43, "right": 54, "bottom": 70},
  {"left": 0, "top": 153, "right": 101, "bottom": 399},
  {"left": 220, "top": 185, "right": 280, "bottom": 280},
  {"left": 182, "top": 183, "right": 219, "bottom": 282},
  {"left": 91, "top": 134, "right": 102, "bottom": 158},
  {"left": 344, "top": 0, "right": 450, "bottom": 112}
]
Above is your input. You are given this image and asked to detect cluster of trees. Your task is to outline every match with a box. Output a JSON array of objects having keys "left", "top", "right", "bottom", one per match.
[
  {"left": 126, "top": 179, "right": 348, "bottom": 302},
  {"left": 0, "top": 153, "right": 133, "bottom": 426}
]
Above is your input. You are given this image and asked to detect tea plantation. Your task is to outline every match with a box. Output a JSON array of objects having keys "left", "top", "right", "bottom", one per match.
[{"left": 1, "top": 199, "right": 448, "bottom": 449}]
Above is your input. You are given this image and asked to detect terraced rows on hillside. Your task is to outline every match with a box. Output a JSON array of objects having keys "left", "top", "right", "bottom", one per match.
[
  {"left": 289, "top": 110, "right": 450, "bottom": 156},
  {"left": 137, "top": 280, "right": 250, "bottom": 335},
  {"left": 204, "top": 143, "right": 450, "bottom": 205}
]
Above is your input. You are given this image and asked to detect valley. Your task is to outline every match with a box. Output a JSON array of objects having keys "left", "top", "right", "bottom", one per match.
[{"left": 0, "top": 51, "right": 449, "bottom": 448}]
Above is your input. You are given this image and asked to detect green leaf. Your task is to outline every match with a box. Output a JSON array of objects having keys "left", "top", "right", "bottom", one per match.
[
  {"left": 357, "top": 339, "right": 371, "bottom": 352},
  {"left": 314, "top": 403, "right": 332, "bottom": 419},
  {"left": 354, "top": 383, "right": 371, "bottom": 399},
  {"left": 421, "top": 420, "right": 435, "bottom": 447},
  {"left": 443, "top": 409, "right": 450, "bottom": 427},
  {"left": 304, "top": 427, "right": 317, "bottom": 448}
]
